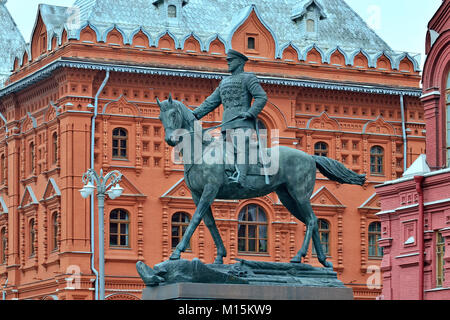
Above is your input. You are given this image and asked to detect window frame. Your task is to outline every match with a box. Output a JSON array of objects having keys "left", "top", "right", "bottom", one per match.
[
  {"left": 112, "top": 128, "right": 128, "bottom": 160},
  {"left": 51, "top": 211, "right": 59, "bottom": 252},
  {"left": 312, "top": 219, "right": 330, "bottom": 256},
  {"left": 52, "top": 132, "right": 58, "bottom": 164},
  {"left": 436, "top": 231, "right": 445, "bottom": 288},
  {"left": 171, "top": 212, "right": 191, "bottom": 251},
  {"left": 370, "top": 145, "right": 384, "bottom": 175},
  {"left": 237, "top": 204, "right": 268, "bottom": 254},
  {"left": 109, "top": 209, "right": 130, "bottom": 248},
  {"left": 29, "top": 142, "right": 35, "bottom": 175},
  {"left": 314, "top": 141, "right": 329, "bottom": 157},
  {"left": 368, "top": 222, "right": 383, "bottom": 258},
  {"left": 446, "top": 72, "right": 450, "bottom": 167},
  {"left": 29, "top": 218, "right": 36, "bottom": 257},
  {"left": 1, "top": 227, "right": 6, "bottom": 265}
]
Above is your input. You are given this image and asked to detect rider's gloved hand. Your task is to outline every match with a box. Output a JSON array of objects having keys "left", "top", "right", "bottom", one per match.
[{"left": 240, "top": 112, "right": 254, "bottom": 120}]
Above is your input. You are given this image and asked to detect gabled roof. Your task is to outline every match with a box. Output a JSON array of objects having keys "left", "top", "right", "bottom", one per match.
[{"left": 0, "top": 0, "right": 26, "bottom": 87}]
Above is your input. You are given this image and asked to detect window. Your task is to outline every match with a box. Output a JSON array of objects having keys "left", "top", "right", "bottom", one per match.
[
  {"left": 306, "top": 19, "right": 315, "bottom": 32},
  {"left": 238, "top": 204, "right": 268, "bottom": 253},
  {"left": 29, "top": 219, "right": 36, "bottom": 257},
  {"left": 436, "top": 232, "right": 445, "bottom": 287},
  {"left": 1, "top": 154, "right": 5, "bottom": 184},
  {"left": 312, "top": 219, "right": 330, "bottom": 256},
  {"left": 314, "top": 142, "right": 329, "bottom": 157},
  {"left": 109, "top": 209, "right": 129, "bottom": 247},
  {"left": 368, "top": 222, "right": 383, "bottom": 258},
  {"left": 52, "top": 132, "right": 58, "bottom": 164},
  {"left": 247, "top": 37, "right": 255, "bottom": 50},
  {"left": 370, "top": 146, "right": 384, "bottom": 175},
  {"left": 112, "top": 128, "right": 128, "bottom": 159},
  {"left": 52, "top": 212, "right": 59, "bottom": 251},
  {"left": 167, "top": 5, "right": 177, "bottom": 18},
  {"left": 29, "top": 142, "right": 35, "bottom": 174},
  {"left": 1, "top": 228, "right": 6, "bottom": 264},
  {"left": 171, "top": 212, "right": 191, "bottom": 250},
  {"left": 446, "top": 72, "right": 450, "bottom": 166}
]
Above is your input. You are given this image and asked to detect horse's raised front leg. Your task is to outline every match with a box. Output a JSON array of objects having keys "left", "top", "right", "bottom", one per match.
[{"left": 170, "top": 184, "right": 219, "bottom": 261}]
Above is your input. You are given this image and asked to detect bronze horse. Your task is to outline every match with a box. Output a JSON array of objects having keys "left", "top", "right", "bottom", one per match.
[{"left": 157, "top": 95, "right": 365, "bottom": 268}]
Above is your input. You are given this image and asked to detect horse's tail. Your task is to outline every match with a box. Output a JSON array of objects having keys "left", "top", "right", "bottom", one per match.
[{"left": 313, "top": 155, "right": 366, "bottom": 186}]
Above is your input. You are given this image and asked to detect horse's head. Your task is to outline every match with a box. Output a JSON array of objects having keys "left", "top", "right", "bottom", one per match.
[{"left": 157, "top": 94, "right": 194, "bottom": 147}]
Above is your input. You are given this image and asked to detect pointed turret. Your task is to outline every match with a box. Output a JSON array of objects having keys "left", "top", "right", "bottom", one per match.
[{"left": 0, "top": 0, "right": 27, "bottom": 88}]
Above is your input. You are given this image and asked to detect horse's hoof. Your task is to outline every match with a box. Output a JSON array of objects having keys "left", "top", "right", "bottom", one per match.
[
  {"left": 213, "top": 257, "right": 224, "bottom": 265},
  {"left": 319, "top": 259, "right": 333, "bottom": 269},
  {"left": 170, "top": 251, "right": 181, "bottom": 260},
  {"left": 290, "top": 256, "right": 302, "bottom": 264}
]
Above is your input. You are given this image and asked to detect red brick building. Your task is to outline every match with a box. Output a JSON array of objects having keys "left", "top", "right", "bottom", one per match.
[
  {"left": 0, "top": 0, "right": 424, "bottom": 300},
  {"left": 375, "top": 1, "right": 450, "bottom": 300}
]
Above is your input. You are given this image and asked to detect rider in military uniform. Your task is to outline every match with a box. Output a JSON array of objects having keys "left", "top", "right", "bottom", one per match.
[{"left": 192, "top": 49, "right": 268, "bottom": 189}]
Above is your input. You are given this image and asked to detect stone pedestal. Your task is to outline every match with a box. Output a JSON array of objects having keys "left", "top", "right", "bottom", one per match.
[
  {"left": 142, "top": 282, "right": 353, "bottom": 300},
  {"left": 138, "top": 259, "right": 353, "bottom": 300}
]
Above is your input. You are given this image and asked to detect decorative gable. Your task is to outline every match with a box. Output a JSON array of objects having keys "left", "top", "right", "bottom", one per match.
[
  {"left": 310, "top": 186, "right": 344, "bottom": 208},
  {"left": 19, "top": 186, "right": 39, "bottom": 209},
  {"left": 362, "top": 116, "right": 395, "bottom": 136},
  {"left": 358, "top": 193, "right": 381, "bottom": 212},
  {"left": 102, "top": 95, "right": 141, "bottom": 117},
  {"left": 229, "top": 5, "right": 277, "bottom": 59},
  {"left": 0, "top": 195, "right": 8, "bottom": 214},
  {"left": 306, "top": 112, "right": 341, "bottom": 131},
  {"left": 41, "top": 178, "right": 61, "bottom": 203},
  {"left": 160, "top": 178, "right": 192, "bottom": 200},
  {"left": 115, "top": 175, "right": 146, "bottom": 199}
]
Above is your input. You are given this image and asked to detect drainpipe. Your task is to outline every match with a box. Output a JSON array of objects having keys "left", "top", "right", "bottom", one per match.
[
  {"left": 414, "top": 175, "right": 425, "bottom": 300},
  {"left": 400, "top": 95, "right": 408, "bottom": 171},
  {"left": 90, "top": 70, "right": 110, "bottom": 300}
]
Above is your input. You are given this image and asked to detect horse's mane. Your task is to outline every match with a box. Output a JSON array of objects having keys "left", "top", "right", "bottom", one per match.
[{"left": 173, "top": 99, "right": 197, "bottom": 126}]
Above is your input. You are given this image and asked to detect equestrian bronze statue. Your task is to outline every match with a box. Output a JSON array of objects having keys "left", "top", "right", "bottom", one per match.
[{"left": 155, "top": 50, "right": 365, "bottom": 269}]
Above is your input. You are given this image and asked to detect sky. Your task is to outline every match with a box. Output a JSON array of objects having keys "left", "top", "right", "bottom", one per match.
[{"left": 4, "top": 0, "right": 443, "bottom": 69}]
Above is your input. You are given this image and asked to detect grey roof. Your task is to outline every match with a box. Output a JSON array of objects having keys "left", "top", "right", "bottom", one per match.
[
  {"left": 0, "top": 0, "right": 27, "bottom": 87},
  {"left": 3, "top": 0, "right": 422, "bottom": 74},
  {"left": 69, "top": 0, "right": 392, "bottom": 51}
]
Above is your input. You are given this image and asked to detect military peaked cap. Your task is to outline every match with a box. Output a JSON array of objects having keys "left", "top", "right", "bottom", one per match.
[{"left": 227, "top": 49, "right": 249, "bottom": 61}]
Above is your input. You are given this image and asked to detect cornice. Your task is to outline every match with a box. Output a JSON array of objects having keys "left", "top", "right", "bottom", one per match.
[{"left": 0, "top": 58, "right": 423, "bottom": 100}]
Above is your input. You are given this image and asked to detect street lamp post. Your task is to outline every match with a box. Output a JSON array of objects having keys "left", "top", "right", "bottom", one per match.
[{"left": 79, "top": 168, "right": 123, "bottom": 300}]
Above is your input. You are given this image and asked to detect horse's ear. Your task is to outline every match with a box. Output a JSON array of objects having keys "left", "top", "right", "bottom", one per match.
[
  {"left": 168, "top": 93, "right": 173, "bottom": 104},
  {"left": 156, "top": 97, "right": 162, "bottom": 109}
]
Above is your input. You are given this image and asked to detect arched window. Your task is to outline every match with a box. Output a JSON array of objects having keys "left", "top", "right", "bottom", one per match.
[
  {"left": 312, "top": 219, "right": 330, "bottom": 256},
  {"left": 314, "top": 142, "right": 329, "bottom": 157},
  {"left": 167, "top": 5, "right": 177, "bottom": 18},
  {"left": 171, "top": 212, "right": 191, "bottom": 250},
  {"left": 52, "top": 132, "right": 58, "bottom": 164},
  {"left": 370, "top": 146, "right": 384, "bottom": 175},
  {"left": 29, "top": 142, "right": 35, "bottom": 174},
  {"left": 1, "top": 228, "right": 6, "bottom": 264},
  {"left": 112, "top": 128, "right": 128, "bottom": 159},
  {"left": 29, "top": 219, "right": 36, "bottom": 257},
  {"left": 1, "top": 154, "right": 5, "bottom": 184},
  {"left": 109, "top": 209, "right": 129, "bottom": 247},
  {"left": 368, "top": 222, "right": 383, "bottom": 258},
  {"left": 238, "top": 204, "right": 268, "bottom": 253},
  {"left": 446, "top": 72, "right": 450, "bottom": 166},
  {"left": 52, "top": 212, "right": 59, "bottom": 251}
]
